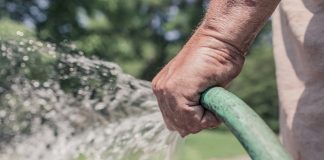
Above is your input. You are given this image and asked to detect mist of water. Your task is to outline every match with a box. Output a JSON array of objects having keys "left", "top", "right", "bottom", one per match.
[{"left": 0, "top": 36, "right": 181, "bottom": 160}]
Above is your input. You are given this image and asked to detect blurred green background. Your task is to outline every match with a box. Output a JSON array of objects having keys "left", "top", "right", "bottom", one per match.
[{"left": 0, "top": 0, "right": 278, "bottom": 159}]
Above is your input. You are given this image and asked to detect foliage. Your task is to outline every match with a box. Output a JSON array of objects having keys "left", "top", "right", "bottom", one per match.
[
  {"left": 1, "top": 0, "right": 206, "bottom": 79},
  {"left": 174, "top": 130, "right": 246, "bottom": 159}
]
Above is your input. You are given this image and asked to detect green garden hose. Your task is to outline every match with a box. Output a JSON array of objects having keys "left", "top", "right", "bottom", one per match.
[{"left": 200, "top": 87, "right": 292, "bottom": 160}]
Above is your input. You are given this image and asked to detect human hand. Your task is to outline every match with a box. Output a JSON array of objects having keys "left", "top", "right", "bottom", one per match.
[{"left": 152, "top": 26, "right": 245, "bottom": 137}]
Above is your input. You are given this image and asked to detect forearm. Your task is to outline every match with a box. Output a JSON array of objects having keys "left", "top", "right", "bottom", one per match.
[{"left": 197, "top": 0, "right": 280, "bottom": 55}]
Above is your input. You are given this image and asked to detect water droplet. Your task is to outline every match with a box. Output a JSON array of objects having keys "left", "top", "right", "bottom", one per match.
[
  {"left": 94, "top": 103, "right": 105, "bottom": 110},
  {"left": 57, "top": 63, "right": 64, "bottom": 69},
  {"left": 18, "top": 47, "right": 24, "bottom": 52},
  {"left": 23, "top": 55, "right": 29, "bottom": 61},
  {"left": 1, "top": 44, "right": 6, "bottom": 51},
  {"left": 16, "top": 31, "right": 24, "bottom": 36},
  {"left": 36, "top": 41, "right": 43, "bottom": 47},
  {"left": 82, "top": 76, "right": 88, "bottom": 81},
  {"left": 43, "top": 82, "right": 50, "bottom": 88},
  {"left": 28, "top": 39, "right": 34, "bottom": 44},
  {"left": 0, "top": 110, "right": 6, "bottom": 118},
  {"left": 31, "top": 80, "right": 40, "bottom": 87},
  {"left": 20, "top": 63, "right": 26, "bottom": 68}
]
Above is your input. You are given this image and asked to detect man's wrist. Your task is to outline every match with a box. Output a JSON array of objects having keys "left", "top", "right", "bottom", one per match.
[
  {"left": 194, "top": 23, "right": 246, "bottom": 57},
  {"left": 199, "top": 0, "right": 280, "bottom": 55}
]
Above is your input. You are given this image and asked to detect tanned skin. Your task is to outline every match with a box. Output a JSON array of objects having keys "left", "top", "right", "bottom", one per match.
[{"left": 152, "top": 0, "right": 280, "bottom": 137}]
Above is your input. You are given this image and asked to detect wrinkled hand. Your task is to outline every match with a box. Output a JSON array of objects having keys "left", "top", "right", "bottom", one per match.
[{"left": 152, "top": 27, "right": 245, "bottom": 137}]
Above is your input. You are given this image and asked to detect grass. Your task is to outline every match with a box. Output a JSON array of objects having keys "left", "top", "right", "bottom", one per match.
[{"left": 174, "top": 128, "right": 247, "bottom": 160}]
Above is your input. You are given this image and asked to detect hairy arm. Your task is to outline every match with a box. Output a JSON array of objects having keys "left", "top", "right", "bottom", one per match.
[
  {"left": 200, "top": 0, "right": 280, "bottom": 55},
  {"left": 152, "top": 0, "right": 280, "bottom": 137}
]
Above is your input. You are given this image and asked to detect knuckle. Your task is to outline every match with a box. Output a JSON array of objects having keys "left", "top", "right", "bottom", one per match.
[
  {"left": 151, "top": 81, "right": 161, "bottom": 94},
  {"left": 151, "top": 81, "right": 158, "bottom": 90},
  {"left": 152, "top": 78, "right": 177, "bottom": 95},
  {"left": 163, "top": 80, "right": 176, "bottom": 92},
  {"left": 181, "top": 107, "right": 195, "bottom": 115},
  {"left": 152, "top": 77, "right": 158, "bottom": 87},
  {"left": 152, "top": 86, "right": 159, "bottom": 95}
]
